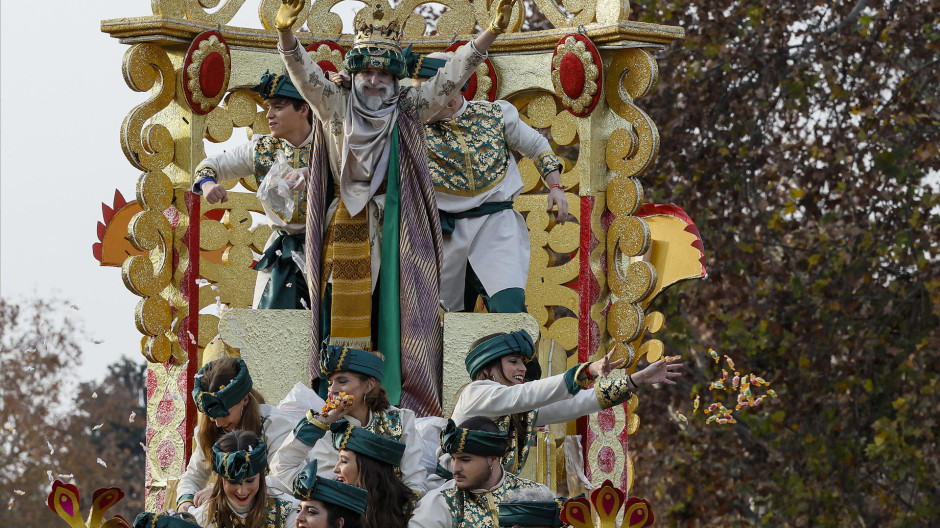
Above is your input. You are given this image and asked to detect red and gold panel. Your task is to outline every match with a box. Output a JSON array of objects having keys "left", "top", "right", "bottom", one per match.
[
  {"left": 183, "top": 31, "right": 231, "bottom": 115},
  {"left": 445, "top": 41, "right": 498, "bottom": 102},
  {"left": 306, "top": 41, "right": 346, "bottom": 74},
  {"left": 551, "top": 34, "right": 603, "bottom": 117}
]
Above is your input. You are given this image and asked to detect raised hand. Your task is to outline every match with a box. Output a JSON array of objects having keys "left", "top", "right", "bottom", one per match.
[
  {"left": 488, "top": 0, "right": 517, "bottom": 35},
  {"left": 633, "top": 359, "right": 684, "bottom": 386},
  {"left": 587, "top": 347, "right": 627, "bottom": 379},
  {"left": 276, "top": 0, "right": 305, "bottom": 31}
]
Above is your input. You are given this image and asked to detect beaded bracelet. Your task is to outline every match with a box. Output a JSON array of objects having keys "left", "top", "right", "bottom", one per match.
[{"left": 549, "top": 183, "right": 565, "bottom": 191}]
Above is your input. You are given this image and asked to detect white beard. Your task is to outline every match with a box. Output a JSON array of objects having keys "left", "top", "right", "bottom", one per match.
[{"left": 355, "top": 81, "right": 393, "bottom": 111}]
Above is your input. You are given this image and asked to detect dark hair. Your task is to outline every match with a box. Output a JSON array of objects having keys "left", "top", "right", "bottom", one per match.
[
  {"left": 324, "top": 502, "right": 364, "bottom": 528},
  {"left": 354, "top": 451, "right": 416, "bottom": 528},
  {"left": 196, "top": 357, "right": 266, "bottom": 465},
  {"left": 206, "top": 430, "right": 270, "bottom": 528},
  {"left": 355, "top": 373, "right": 391, "bottom": 413}
]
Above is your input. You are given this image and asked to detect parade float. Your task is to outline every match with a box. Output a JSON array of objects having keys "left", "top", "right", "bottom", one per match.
[{"left": 95, "top": 0, "right": 706, "bottom": 517}]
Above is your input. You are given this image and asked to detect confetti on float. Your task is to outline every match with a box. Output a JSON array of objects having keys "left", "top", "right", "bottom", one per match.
[
  {"left": 300, "top": 297, "right": 309, "bottom": 309},
  {"left": 195, "top": 278, "right": 210, "bottom": 287}
]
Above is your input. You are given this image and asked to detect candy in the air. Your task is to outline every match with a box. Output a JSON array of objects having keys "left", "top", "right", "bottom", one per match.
[
  {"left": 709, "top": 349, "right": 719, "bottom": 363},
  {"left": 732, "top": 375, "right": 740, "bottom": 389},
  {"left": 705, "top": 403, "right": 719, "bottom": 414},
  {"left": 709, "top": 380, "right": 725, "bottom": 391},
  {"left": 724, "top": 355, "right": 735, "bottom": 370},
  {"left": 767, "top": 389, "right": 778, "bottom": 398},
  {"left": 692, "top": 395, "right": 700, "bottom": 413},
  {"left": 676, "top": 412, "right": 688, "bottom": 423}
]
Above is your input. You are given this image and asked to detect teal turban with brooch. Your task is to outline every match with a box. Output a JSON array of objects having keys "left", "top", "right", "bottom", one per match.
[
  {"left": 211, "top": 438, "right": 267, "bottom": 483},
  {"left": 330, "top": 419, "right": 406, "bottom": 465},
  {"left": 252, "top": 70, "right": 304, "bottom": 102},
  {"left": 319, "top": 344, "right": 384, "bottom": 381},
  {"left": 465, "top": 330, "right": 540, "bottom": 381},
  {"left": 192, "top": 358, "right": 253, "bottom": 419},
  {"left": 292, "top": 460, "right": 369, "bottom": 515},
  {"left": 498, "top": 501, "right": 564, "bottom": 527},
  {"left": 133, "top": 513, "right": 202, "bottom": 528},
  {"left": 440, "top": 419, "right": 507, "bottom": 456},
  {"left": 404, "top": 47, "right": 449, "bottom": 79}
]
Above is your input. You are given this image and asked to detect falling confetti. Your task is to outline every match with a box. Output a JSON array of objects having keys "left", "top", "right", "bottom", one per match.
[
  {"left": 56, "top": 474, "right": 74, "bottom": 480},
  {"left": 71, "top": 305, "right": 81, "bottom": 310},
  {"left": 139, "top": 442, "right": 148, "bottom": 453},
  {"left": 47, "top": 470, "right": 54, "bottom": 482},
  {"left": 13, "top": 490, "right": 24, "bottom": 496},
  {"left": 92, "top": 424, "right": 104, "bottom": 431},
  {"left": 97, "top": 458, "right": 108, "bottom": 468},
  {"left": 285, "top": 283, "right": 293, "bottom": 288},
  {"left": 299, "top": 297, "right": 309, "bottom": 310},
  {"left": 91, "top": 338, "right": 105, "bottom": 345},
  {"left": 47, "top": 440, "right": 54, "bottom": 454},
  {"left": 210, "top": 284, "right": 219, "bottom": 291},
  {"left": 129, "top": 412, "right": 137, "bottom": 423},
  {"left": 92, "top": 391, "right": 98, "bottom": 399},
  {"left": 7, "top": 498, "right": 13, "bottom": 510}
]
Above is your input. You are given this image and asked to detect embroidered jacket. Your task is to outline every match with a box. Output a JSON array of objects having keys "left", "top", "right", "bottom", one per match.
[{"left": 410, "top": 471, "right": 549, "bottom": 528}]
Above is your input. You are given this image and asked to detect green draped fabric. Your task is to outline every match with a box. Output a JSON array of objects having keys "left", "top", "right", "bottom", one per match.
[
  {"left": 254, "top": 231, "right": 308, "bottom": 309},
  {"left": 378, "top": 125, "right": 403, "bottom": 405}
]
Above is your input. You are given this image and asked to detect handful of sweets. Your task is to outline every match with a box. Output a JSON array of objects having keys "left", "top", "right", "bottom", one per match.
[{"left": 322, "top": 392, "right": 355, "bottom": 414}]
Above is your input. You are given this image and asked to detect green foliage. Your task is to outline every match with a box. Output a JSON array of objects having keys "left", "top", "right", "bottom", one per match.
[{"left": 626, "top": 0, "right": 940, "bottom": 525}]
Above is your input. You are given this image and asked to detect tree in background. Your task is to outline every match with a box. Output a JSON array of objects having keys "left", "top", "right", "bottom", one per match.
[
  {"left": 620, "top": 0, "right": 940, "bottom": 526},
  {"left": 0, "top": 298, "right": 146, "bottom": 527}
]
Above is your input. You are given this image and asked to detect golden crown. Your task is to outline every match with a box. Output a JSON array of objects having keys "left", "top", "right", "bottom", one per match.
[{"left": 352, "top": 7, "right": 403, "bottom": 51}]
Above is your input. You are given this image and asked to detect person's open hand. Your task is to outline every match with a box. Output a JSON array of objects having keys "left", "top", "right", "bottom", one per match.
[{"left": 276, "top": 0, "right": 304, "bottom": 31}]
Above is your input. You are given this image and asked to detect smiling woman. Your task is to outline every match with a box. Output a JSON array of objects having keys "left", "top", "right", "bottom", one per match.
[{"left": 192, "top": 430, "right": 298, "bottom": 528}]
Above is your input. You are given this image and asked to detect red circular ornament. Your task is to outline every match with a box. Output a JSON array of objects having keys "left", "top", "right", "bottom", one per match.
[
  {"left": 445, "top": 41, "right": 498, "bottom": 102},
  {"left": 551, "top": 33, "right": 603, "bottom": 117},
  {"left": 183, "top": 30, "right": 231, "bottom": 115},
  {"left": 306, "top": 41, "right": 346, "bottom": 76},
  {"left": 559, "top": 53, "right": 585, "bottom": 99}
]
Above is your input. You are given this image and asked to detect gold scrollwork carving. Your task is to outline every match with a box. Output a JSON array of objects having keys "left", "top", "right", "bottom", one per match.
[{"left": 121, "top": 44, "right": 176, "bottom": 172}]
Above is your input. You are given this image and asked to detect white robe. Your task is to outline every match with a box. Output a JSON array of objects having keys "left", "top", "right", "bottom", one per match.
[
  {"left": 269, "top": 406, "right": 429, "bottom": 496},
  {"left": 430, "top": 101, "right": 560, "bottom": 310}
]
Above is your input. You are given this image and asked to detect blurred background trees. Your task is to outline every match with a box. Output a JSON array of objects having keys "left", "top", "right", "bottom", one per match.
[
  {"left": 622, "top": 0, "right": 940, "bottom": 526},
  {"left": 0, "top": 298, "right": 145, "bottom": 526}
]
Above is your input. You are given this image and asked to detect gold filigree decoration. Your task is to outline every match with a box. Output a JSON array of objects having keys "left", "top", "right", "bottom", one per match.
[
  {"left": 308, "top": 43, "right": 345, "bottom": 73},
  {"left": 604, "top": 48, "right": 660, "bottom": 359},
  {"left": 551, "top": 36, "right": 600, "bottom": 115},
  {"left": 121, "top": 44, "right": 175, "bottom": 172},
  {"left": 187, "top": 35, "right": 231, "bottom": 112}
]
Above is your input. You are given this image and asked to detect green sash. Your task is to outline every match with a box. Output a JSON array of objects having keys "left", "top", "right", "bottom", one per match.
[
  {"left": 439, "top": 200, "right": 515, "bottom": 235},
  {"left": 378, "top": 125, "right": 403, "bottom": 405}
]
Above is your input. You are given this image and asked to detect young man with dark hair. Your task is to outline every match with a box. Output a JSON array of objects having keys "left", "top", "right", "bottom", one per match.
[
  {"left": 192, "top": 71, "right": 317, "bottom": 309},
  {"left": 410, "top": 417, "right": 551, "bottom": 528}
]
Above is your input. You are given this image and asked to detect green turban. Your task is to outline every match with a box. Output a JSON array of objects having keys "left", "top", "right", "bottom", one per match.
[
  {"left": 440, "top": 419, "right": 507, "bottom": 456},
  {"left": 498, "top": 501, "right": 564, "bottom": 527},
  {"left": 465, "top": 330, "right": 540, "bottom": 381},
  {"left": 132, "top": 512, "right": 201, "bottom": 528},
  {"left": 292, "top": 460, "right": 369, "bottom": 515},
  {"left": 330, "top": 419, "right": 406, "bottom": 465},
  {"left": 192, "top": 358, "right": 253, "bottom": 419},
  {"left": 345, "top": 45, "right": 408, "bottom": 79},
  {"left": 252, "top": 70, "right": 304, "bottom": 102},
  {"left": 211, "top": 438, "right": 267, "bottom": 483},
  {"left": 319, "top": 344, "right": 384, "bottom": 381}
]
